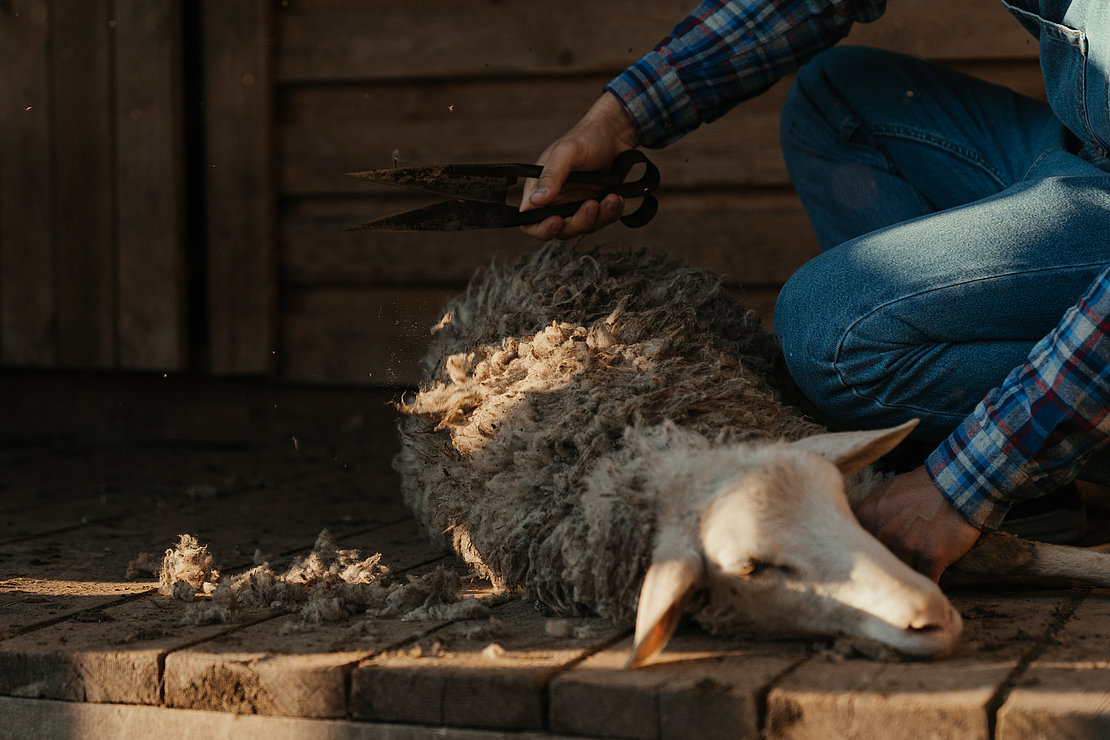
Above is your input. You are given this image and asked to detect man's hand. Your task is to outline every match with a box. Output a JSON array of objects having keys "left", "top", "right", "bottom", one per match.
[
  {"left": 854, "top": 466, "right": 982, "bottom": 582},
  {"left": 521, "top": 92, "right": 640, "bottom": 240}
]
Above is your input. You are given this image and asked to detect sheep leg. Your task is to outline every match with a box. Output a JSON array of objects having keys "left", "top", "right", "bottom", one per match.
[{"left": 946, "top": 531, "right": 1110, "bottom": 588}]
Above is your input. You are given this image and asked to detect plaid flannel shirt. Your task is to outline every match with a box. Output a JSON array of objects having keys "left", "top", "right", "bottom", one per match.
[
  {"left": 604, "top": 0, "right": 887, "bottom": 147},
  {"left": 928, "top": 265, "right": 1110, "bottom": 530}
]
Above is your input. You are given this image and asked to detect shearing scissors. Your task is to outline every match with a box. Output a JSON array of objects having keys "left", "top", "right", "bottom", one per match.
[{"left": 345, "top": 149, "right": 659, "bottom": 231}]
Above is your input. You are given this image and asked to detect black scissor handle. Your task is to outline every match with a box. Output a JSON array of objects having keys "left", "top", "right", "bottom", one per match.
[
  {"left": 520, "top": 191, "right": 658, "bottom": 229},
  {"left": 619, "top": 192, "right": 658, "bottom": 228},
  {"left": 562, "top": 149, "right": 660, "bottom": 197},
  {"left": 608, "top": 149, "right": 660, "bottom": 195}
]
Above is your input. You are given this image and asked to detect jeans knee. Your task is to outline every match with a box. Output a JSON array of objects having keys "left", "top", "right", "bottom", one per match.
[{"left": 774, "top": 262, "right": 833, "bottom": 385}]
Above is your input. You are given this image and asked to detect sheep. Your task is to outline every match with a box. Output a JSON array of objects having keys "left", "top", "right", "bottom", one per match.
[{"left": 393, "top": 244, "right": 1110, "bottom": 667}]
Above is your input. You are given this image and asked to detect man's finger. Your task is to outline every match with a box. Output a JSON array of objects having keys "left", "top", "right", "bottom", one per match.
[
  {"left": 520, "top": 215, "right": 565, "bottom": 241},
  {"left": 560, "top": 200, "right": 601, "bottom": 235}
]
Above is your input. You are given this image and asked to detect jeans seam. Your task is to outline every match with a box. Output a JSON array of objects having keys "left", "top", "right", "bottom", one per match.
[
  {"left": 869, "top": 123, "right": 1010, "bottom": 188},
  {"left": 830, "top": 261, "right": 1110, "bottom": 417},
  {"left": 1023, "top": 145, "right": 1070, "bottom": 179}
]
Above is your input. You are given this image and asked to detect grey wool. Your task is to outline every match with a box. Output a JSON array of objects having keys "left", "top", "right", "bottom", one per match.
[{"left": 394, "top": 244, "right": 826, "bottom": 624}]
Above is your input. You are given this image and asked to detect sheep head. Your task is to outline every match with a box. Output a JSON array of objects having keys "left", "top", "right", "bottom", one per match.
[{"left": 627, "top": 420, "right": 962, "bottom": 668}]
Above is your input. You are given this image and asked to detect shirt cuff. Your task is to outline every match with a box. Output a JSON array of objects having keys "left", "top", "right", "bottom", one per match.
[
  {"left": 604, "top": 50, "right": 703, "bottom": 149},
  {"left": 925, "top": 408, "right": 1038, "bottom": 531}
]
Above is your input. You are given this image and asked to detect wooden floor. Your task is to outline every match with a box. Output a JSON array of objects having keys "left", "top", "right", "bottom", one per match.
[{"left": 4, "top": 371, "right": 1110, "bottom": 740}]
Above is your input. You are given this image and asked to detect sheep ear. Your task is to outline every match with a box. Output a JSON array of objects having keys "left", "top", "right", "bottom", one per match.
[
  {"left": 626, "top": 550, "right": 703, "bottom": 669},
  {"left": 792, "top": 419, "right": 919, "bottom": 475}
]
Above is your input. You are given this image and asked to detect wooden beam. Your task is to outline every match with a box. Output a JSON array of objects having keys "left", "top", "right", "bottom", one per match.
[
  {"left": 0, "top": 0, "right": 56, "bottom": 365},
  {"left": 203, "top": 0, "right": 276, "bottom": 374},
  {"left": 275, "top": 0, "right": 1035, "bottom": 84},
  {"left": 114, "top": 0, "right": 187, "bottom": 370},
  {"left": 51, "top": 0, "right": 117, "bottom": 368}
]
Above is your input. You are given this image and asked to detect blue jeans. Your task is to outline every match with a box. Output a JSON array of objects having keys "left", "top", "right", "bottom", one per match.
[{"left": 774, "top": 35, "right": 1110, "bottom": 441}]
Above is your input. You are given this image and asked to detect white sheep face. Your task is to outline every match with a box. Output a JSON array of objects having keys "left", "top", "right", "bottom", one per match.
[{"left": 628, "top": 422, "right": 963, "bottom": 667}]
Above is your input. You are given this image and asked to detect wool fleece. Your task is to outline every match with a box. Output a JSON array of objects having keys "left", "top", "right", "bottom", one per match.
[{"left": 394, "top": 245, "right": 825, "bottom": 624}]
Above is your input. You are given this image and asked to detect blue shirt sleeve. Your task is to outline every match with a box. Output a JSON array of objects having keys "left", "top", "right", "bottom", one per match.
[{"left": 604, "top": 0, "right": 887, "bottom": 147}]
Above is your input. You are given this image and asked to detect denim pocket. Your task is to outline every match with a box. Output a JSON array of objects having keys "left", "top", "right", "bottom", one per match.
[{"left": 1001, "top": 0, "right": 1107, "bottom": 152}]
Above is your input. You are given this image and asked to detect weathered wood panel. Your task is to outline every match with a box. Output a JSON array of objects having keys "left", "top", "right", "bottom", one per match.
[
  {"left": 114, "top": 1, "right": 187, "bottom": 370},
  {"left": 279, "top": 287, "right": 457, "bottom": 385},
  {"left": 161, "top": 524, "right": 452, "bottom": 719},
  {"left": 0, "top": 0, "right": 190, "bottom": 373},
  {"left": 996, "top": 594, "right": 1110, "bottom": 740},
  {"left": 549, "top": 631, "right": 807, "bottom": 740},
  {"left": 349, "top": 599, "right": 625, "bottom": 730},
  {"left": 764, "top": 593, "right": 1073, "bottom": 740},
  {"left": 0, "top": 0, "right": 55, "bottom": 366},
  {"left": 203, "top": 0, "right": 276, "bottom": 375},
  {"left": 275, "top": 0, "right": 1036, "bottom": 83},
  {"left": 51, "top": 0, "right": 116, "bottom": 368},
  {"left": 849, "top": 0, "right": 1038, "bottom": 60}
]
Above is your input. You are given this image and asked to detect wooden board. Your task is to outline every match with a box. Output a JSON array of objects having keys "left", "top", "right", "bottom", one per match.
[
  {"left": 1, "top": 521, "right": 440, "bottom": 704},
  {"left": 50, "top": 0, "right": 116, "bottom": 368},
  {"left": 0, "top": 597, "right": 239, "bottom": 704},
  {"left": 0, "top": 1, "right": 190, "bottom": 373},
  {"left": 349, "top": 599, "right": 626, "bottom": 730},
  {"left": 0, "top": 0, "right": 55, "bottom": 366},
  {"left": 848, "top": 0, "right": 1038, "bottom": 60},
  {"left": 0, "top": 696, "right": 579, "bottom": 740},
  {"left": 0, "top": 408, "right": 417, "bottom": 636},
  {"left": 549, "top": 629, "right": 807, "bottom": 740},
  {"left": 278, "top": 74, "right": 792, "bottom": 195},
  {"left": 203, "top": 0, "right": 276, "bottom": 375},
  {"left": 996, "top": 592, "right": 1110, "bottom": 739},
  {"left": 114, "top": 0, "right": 187, "bottom": 370},
  {"left": 274, "top": 0, "right": 1036, "bottom": 83},
  {"left": 158, "top": 524, "right": 452, "bottom": 717},
  {"left": 764, "top": 593, "right": 1079, "bottom": 740},
  {"left": 279, "top": 287, "right": 458, "bottom": 385}
]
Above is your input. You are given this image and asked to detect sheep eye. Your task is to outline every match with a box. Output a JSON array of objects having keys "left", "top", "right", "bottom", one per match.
[
  {"left": 735, "top": 559, "right": 790, "bottom": 578},
  {"left": 736, "top": 559, "right": 768, "bottom": 577}
]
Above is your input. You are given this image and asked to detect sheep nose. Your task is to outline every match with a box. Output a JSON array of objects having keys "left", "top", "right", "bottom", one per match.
[{"left": 908, "top": 602, "right": 961, "bottom": 635}]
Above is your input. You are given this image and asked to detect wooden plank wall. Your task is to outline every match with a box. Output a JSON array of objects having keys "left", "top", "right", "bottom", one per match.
[
  {"left": 0, "top": 0, "right": 275, "bottom": 376},
  {"left": 201, "top": 1, "right": 277, "bottom": 375},
  {"left": 272, "top": 0, "right": 1042, "bottom": 386},
  {"left": 0, "top": 0, "right": 187, "bottom": 371}
]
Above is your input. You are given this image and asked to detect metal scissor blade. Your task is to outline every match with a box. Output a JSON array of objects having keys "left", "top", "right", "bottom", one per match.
[
  {"left": 346, "top": 199, "right": 525, "bottom": 231},
  {"left": 345, "top": 164, "right": 522, "bottom": 203},
  {"left": 346, "top": 195, "right": 655, "bottom": 232}
]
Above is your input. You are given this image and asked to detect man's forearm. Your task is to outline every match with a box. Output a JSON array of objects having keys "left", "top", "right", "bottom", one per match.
[
  {"left": 604, "top": 0, "right": 887, "bottom": 147},
  {"left": 928, "top": 264, "right": 1110, "bottom": 529}
]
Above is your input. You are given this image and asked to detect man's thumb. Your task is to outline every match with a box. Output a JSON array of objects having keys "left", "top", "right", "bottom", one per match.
[{"left": 528, "top": 171, "right": 558, "bottom": 205}]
